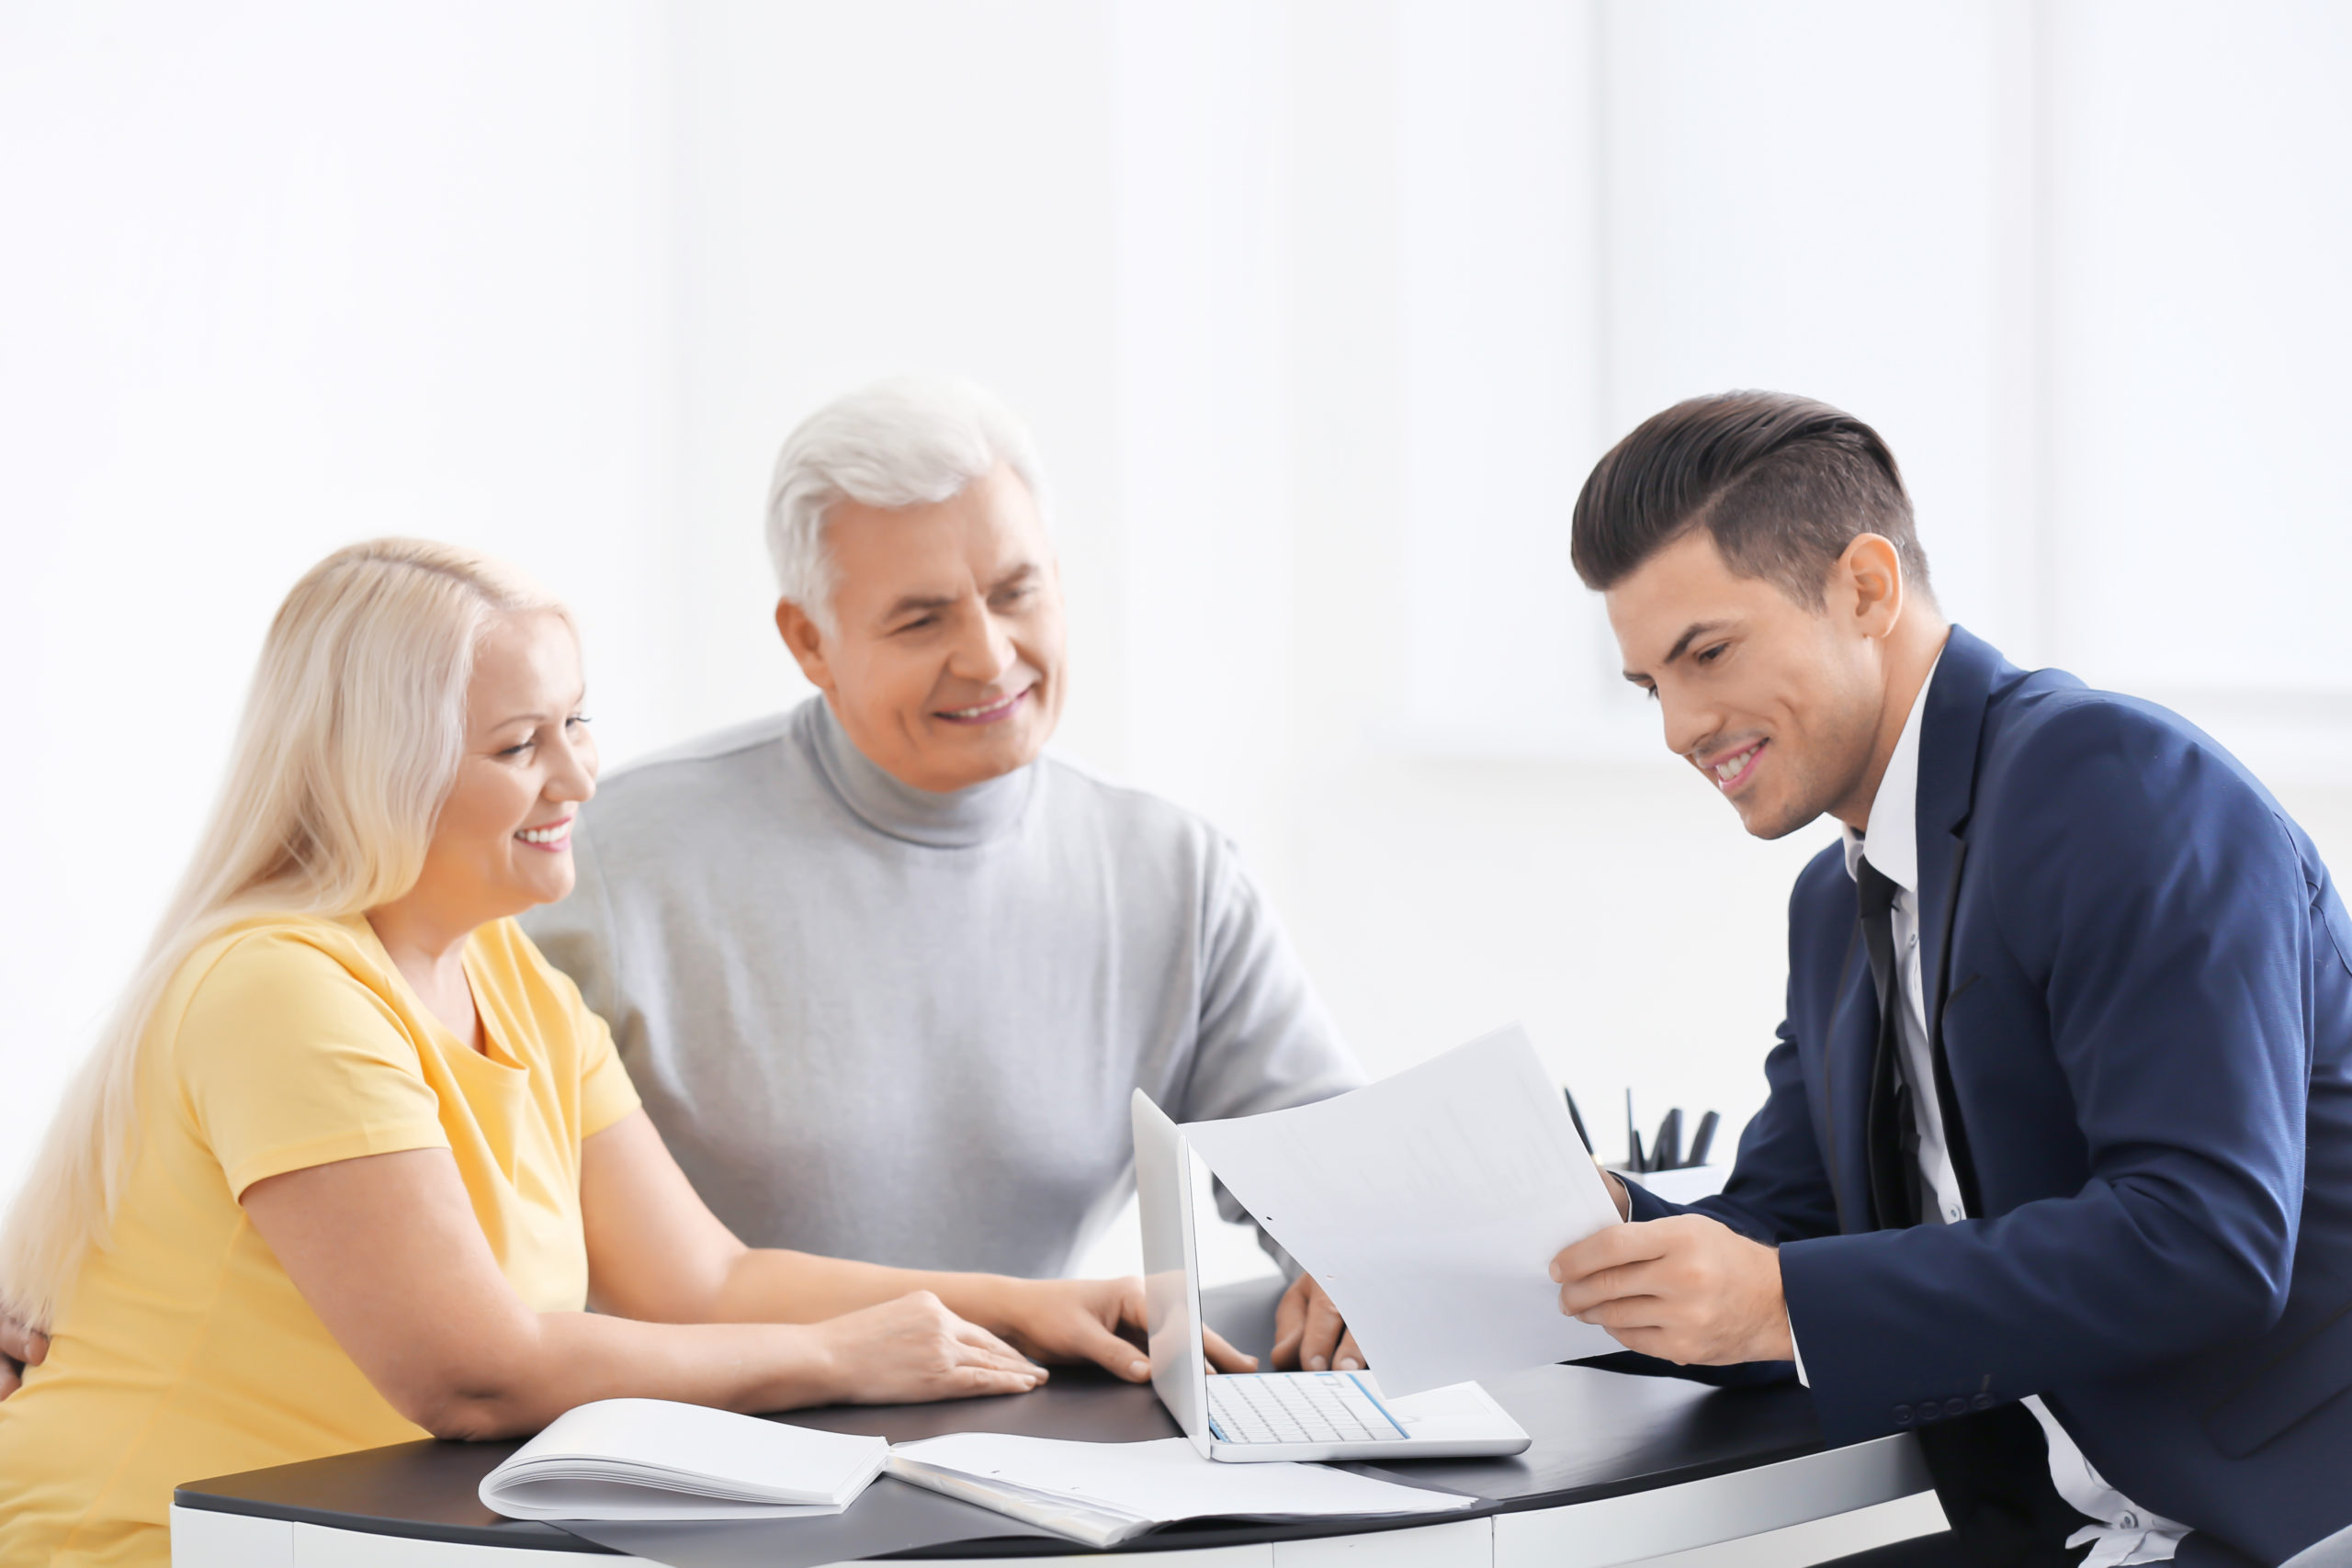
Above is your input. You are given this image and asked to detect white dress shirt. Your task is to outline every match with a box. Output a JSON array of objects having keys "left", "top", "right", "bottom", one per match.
[{"left": 1824, "top": 650, "right": 2188, "bottom": 1568}]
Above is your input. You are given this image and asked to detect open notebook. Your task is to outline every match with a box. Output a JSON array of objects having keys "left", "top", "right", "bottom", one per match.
[
  {"left": 481, "top": 1399, "right": 1473, "bottom": 1545},
  {"left": 480, "top": 1400, "right": 888, "bottom": 1521}
]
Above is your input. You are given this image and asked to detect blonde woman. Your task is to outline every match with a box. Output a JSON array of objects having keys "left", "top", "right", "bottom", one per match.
[{"left": 0, "top": 540, "right": 1246, "bottom": 1565}]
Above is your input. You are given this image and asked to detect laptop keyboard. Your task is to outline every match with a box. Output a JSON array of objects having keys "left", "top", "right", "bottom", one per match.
[{"left": 1204, "top": 1372, "right": 1408, "bottom": 1445}]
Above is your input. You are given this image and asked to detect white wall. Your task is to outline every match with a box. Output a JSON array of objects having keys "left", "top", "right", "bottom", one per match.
[
  {"left": 660, "top": 0, "right": 1128, "bottom": 761},
  {"left": 1391, "top": 0, "right": 2352, "bottom": 782},
  {"left": 0, "top": 1, "right": 678, "bottom": 1188},
  {"left": 1246, "top": 0, "right": 2352, "bottom": 1186},
  {"left": 6, "top": 4, "right": 2350, "bottom": 1284}
]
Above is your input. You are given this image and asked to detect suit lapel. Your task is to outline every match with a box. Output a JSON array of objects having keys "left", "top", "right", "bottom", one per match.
[
  {"left": 1915, "top": 626, "right": 2001, "bottom": 1023},
  {"left": 1911, "top": 626, "right": 2008, "bottom": 1214}
]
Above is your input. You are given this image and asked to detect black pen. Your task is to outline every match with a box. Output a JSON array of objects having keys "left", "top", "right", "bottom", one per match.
[
  {"left": 1563, "top": 1086, "right": 1594, "bottom": 1155},
  {"left": 1688, "top": 1110, "right": 1720, "bottom": 1168},
  {"left": 1655, "top": 1108, "right": 1683, "bottom": 1173}
]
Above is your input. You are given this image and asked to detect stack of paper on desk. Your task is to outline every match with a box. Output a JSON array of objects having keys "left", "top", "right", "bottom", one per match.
[
  {"left": 480, "top": 1399, "right": 888, "bottom": 1521},
  {"left": 888, "top": 1433, "right": 1475, "bottom": 1549},
  {"left": 483, "top": 1403, "right": 1469, "bottom": 1543},
  {"left": 1183, "top": 1023, "right": 1626, "bottom": 1396}
]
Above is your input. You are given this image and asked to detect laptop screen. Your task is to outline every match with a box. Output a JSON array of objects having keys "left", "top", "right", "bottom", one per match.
[{"left": 1131, "top": 1089, "right": 1210, "bottom": 1452}]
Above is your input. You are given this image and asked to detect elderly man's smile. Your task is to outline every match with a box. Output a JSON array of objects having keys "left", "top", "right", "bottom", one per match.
[{"left": 935, "top": 686, "right": 1033, "bottom": 726}]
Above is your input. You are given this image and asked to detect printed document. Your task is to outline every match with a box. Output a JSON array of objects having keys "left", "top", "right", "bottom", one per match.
[
  {"left": 889, "top": 1434, "right": 1471, "bottom": 1548},
  {"left": 1183, "top": 1024, "right": 1624, "bottom": 1396}
]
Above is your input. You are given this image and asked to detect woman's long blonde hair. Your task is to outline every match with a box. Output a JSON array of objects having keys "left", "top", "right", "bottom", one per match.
[{"left": 0, "top": 538, "right": 565, "bottom": 1330}]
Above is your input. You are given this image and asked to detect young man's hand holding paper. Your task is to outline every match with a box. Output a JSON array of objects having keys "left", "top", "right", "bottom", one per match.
[
  {"left": 1182, "top": 1025, "right": 1625, "bottom": 1396},
  {"left": 1549, "top": 1213, "right": 1794, "bottom": 1366}
]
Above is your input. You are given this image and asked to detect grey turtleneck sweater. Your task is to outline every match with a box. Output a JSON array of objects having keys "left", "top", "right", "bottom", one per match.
[{"left": 520, "top": 697, "right": 1363, "bottom": 1279}]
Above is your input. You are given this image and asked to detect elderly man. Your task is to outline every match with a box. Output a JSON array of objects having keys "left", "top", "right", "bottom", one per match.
[{"left": 516, "top": 377, "right": 1363, "bottom": 1352}]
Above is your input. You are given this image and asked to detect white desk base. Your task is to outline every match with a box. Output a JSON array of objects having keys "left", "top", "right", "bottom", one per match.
[{"left": 175, "top": 1431, "right": 1931, "bottom": 1568}]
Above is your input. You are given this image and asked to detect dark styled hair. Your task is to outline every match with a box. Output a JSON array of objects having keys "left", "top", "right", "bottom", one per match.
[{"left": 1570, "top": 391, "right": 1930, "bottom": 605}]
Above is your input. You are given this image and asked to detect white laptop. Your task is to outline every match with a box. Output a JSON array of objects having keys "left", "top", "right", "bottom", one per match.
[{"left": 1132, "top": 1090, "right": 1531, "bottom": 1463}]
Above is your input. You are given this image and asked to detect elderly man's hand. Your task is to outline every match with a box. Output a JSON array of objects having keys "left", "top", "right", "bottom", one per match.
[
  {"left": 1551, "top": 1213, "right": 1792, "bottom": 1366},
  {"left": 1272, "top": 1272, "right": 1363, "bottom": 1372},
  {"left": 1, "top": 1314, "right": 48, "bottom": 1399}
]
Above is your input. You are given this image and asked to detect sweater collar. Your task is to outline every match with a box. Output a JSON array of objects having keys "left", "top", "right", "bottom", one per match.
[{"left": 799, "top": 696, "right": 1035, "bottom": 849}]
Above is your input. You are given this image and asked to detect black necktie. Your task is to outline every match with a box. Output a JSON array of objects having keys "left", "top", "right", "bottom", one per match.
[{"left": 1857, "top": 857, "right": 1925, "bottom": 1229}]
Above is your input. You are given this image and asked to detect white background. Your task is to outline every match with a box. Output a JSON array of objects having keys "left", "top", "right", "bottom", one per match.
[{"left": 5, "top": 2, "right": 2350, "bottom": 1292}]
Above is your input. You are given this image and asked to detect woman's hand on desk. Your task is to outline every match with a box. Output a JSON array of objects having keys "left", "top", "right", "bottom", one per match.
[
  {"left": 811, "top": 1292, "right": 1048, "bottom": 1404},
  {"left": 578, "top": 1113, "right": 1252, "bottom": 1394},
  {"left": 975, "top": 1276, "right": 1258, "bottom": 1384},
  {"left": 1272, "top": 1273, "right": 1363, "bottom": 1373}
]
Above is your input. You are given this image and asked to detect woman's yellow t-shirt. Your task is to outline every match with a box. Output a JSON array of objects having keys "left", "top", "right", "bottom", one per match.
[{"left": 0, "top": 913, "right": 640, "bottom": 1566}]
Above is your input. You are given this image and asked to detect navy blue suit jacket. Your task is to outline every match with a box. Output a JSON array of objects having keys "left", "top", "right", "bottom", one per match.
[{"left": 1628, "top": 626, "right": 2352, "bottom": 1565}]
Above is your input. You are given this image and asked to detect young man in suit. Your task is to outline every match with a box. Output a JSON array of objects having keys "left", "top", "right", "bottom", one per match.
[{"left": 1549, "top": 393, "right": 2352, "bottom": 1568}]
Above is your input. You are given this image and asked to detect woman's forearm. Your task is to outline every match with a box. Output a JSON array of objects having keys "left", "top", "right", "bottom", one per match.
[
  {"left": 579, "top": 1114, "right": 1023, "bottom": 1332},
  {"left": 244, "top": 1145, "right": 1051, "bottom": 1441},
  {"left": 423, "top": 1312, "right": 842, "bottom": 1440},
  {"left": 707, "top": 1248, "right": 1019, "bottom": 1331}
]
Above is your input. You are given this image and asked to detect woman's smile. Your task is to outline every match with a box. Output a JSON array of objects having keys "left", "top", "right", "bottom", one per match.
[{"left": 514, "top": 816, "right": 574, "bottom": 852}]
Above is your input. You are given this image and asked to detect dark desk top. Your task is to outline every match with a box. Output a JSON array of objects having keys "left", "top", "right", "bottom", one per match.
[{"left": 175, "top": 1278, "right": 1832, "bottom": 1558}]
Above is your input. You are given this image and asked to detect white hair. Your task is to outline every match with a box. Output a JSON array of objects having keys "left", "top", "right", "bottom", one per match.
[
  {"left": 764, "top": 376, "right": 1051, "bottom": 632},
  {"left": 0, "top": 539, "right": 565, "bottom": 1331}
]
